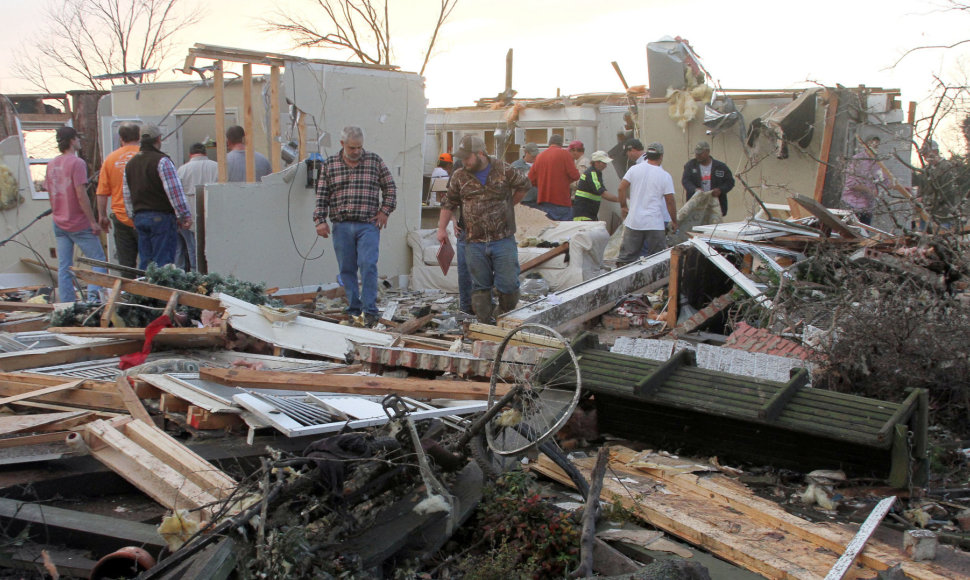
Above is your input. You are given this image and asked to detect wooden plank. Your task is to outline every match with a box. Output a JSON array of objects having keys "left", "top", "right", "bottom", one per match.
[
  {"left": 0, "top": 411, "right": 87, "bottom": 436},
  {"left": 759, "top": 368, "right": 809, "bottom": 421},
  {"left": 0, "top": 379, "right": 83, "bottom": 406},
  {"left": 20, "top": 257, "right": 56, "bottom": 273},
  {"left": 297, "top": 111, "right": 307, "bottom": 160},
  {"left": 608, "top": 447, "right": 953, "bottom": 580},
  {"left": 47, "top": 326, "right": 226, "bottom": 347},
  {"left": 81, "top": 419, "right": 222, "bottom": 518},
  {"left": 201, "top": 367, "right": 505, "bottom": 400},
  {"left": 70, "top": 268, "right": 222, "bottom": 311},
  {"left": 100, "top": 279, "right": 124, "bottom": 327},
  {"left": 813, "top": 89, "right": 839, "bottom": 202},
  {"left": 0, "top": 431, "right": 72, "bottom": 449},
  {"left": 466, "top": 323, "right": 565, "bottom": 348},
  {"left": 122, "top": 419, "right": 237, "bottom": 497},
  {"left": 0, "top": 339, "right": 142, "bottom": 372},
  {"left": 214, "top": 61, "right": 227, "bottom": 183},
  {"left": 0, "top": 317, "right": 49, "bottom": 333},
  {"left": 115, "top": 376, "right": 153, "bottom": 425},
  {"left": 519, "top": 242, "right": 569, "bottom": 274},
  {"left": 0, "top": 302, "right": 54, "bottom": 312},
  {"left": 0, "top": 375, "right": 123, "bottom": 411},
  {"left": 634, "top": 349, "right": 690, "bottom": 397},
  {"left": 790, "top": 195, "right": 857, "bottom": 239},
  {"left": 270, "top": 65, "right": 282, "bottom": 173},
  {"left": 666, "top": 245, "right": 683, "bottom": 328},
  {"left": 243, "top": 63, "right": 255, "bottom": 183},
  {"left": 393, "top": 313, "right": 435, "bottom": 336}
]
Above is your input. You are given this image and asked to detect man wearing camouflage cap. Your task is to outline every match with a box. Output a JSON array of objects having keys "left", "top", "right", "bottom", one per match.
[{"left": 438, "top": 135, "right": 531, "bottom": 323}]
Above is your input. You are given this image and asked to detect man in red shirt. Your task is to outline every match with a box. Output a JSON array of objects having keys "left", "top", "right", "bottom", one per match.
[
  {"left": 528, "top": 134, "right": 579, "bottom": 221},
  {"left": 47, "top": 126, "right": 107, "bottom": 302}
]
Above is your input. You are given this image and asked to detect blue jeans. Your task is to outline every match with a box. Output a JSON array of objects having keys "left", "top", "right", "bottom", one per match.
[
  {"left": 53, "top": 224, "right": 107, "bottom": 302},
  {"left": 133, "top": 211, "right": 178, "bottom": 269},
  {"left": 456, "top": 233, "right": 473, "bottom": 314},
  {"left": 465, "top": 236, "right": 520, "bottom": 294},
  {"left": 332, "top": 221, "right": 380, "bottom": 316},
  {"left": 537, "top": 202, "right": 572, "bottom": 221}
]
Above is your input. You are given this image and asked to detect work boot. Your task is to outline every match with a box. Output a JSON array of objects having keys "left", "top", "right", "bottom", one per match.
[
  {"left": 471, "top": 290, "right": 495, "bottom": 324},
  {"left": 495, "top": 290, "right": 520, "bottom": 317}
]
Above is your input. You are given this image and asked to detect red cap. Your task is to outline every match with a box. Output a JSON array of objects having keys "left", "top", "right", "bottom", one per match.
[
  {"left": 568, "top": 140, "right": 584, "bottom": 151},
  {"left": 438, "top": 152, "right": 453, "bottom": 163}
]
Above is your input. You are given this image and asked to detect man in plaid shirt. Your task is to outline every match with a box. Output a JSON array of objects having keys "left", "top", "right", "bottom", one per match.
[{"left": 314, "top": 126, "right": 397, "bottom": 326}]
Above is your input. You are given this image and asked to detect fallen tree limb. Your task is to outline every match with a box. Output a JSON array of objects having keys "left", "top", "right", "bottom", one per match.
[{"left": 571, "top": 446, "right": 609, "bottom": 578}]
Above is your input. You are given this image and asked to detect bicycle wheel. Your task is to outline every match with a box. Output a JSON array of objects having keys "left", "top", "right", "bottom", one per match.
[{"left": 485, "top": 323, "right": 582, "bottom": 456}]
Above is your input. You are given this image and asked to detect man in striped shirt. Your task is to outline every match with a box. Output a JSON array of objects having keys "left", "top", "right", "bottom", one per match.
[
  {"left": 314, "top": 126, "right": 397, "bottom": 327},
  {"left": 123, "top": 125, "right": 193, "bottom": 269}
]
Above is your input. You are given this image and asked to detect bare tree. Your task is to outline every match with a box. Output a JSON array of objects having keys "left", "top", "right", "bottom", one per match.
[
  {"left": 13, "top": 0, "right": 200, "bottom": 92},
  {"left": 264, "top": 0, "right": 458, "bottom": 74}
]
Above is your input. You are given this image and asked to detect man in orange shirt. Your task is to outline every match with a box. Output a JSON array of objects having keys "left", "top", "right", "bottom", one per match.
[
  {"left": 96, "top": 123, "right": 140, "bottom": 273},
  {"left": 528, "top": 134, "right": 580, "bottom": 221}
]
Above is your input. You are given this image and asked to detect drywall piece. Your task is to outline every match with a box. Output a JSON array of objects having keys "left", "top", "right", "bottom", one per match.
[
  {"left": 688, "top": 238, "right": 772, "bottom": 308},
  {"left": 499, "top": 249, "right": 672, "bottom": 330},
  {"left": 218, "top": 293, "right": 393, "bottom": 359}
]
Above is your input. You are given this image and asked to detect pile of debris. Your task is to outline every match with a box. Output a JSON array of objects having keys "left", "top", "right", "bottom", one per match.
[{"left": 1, "top": 196, "right": 970, "bottom": 578}]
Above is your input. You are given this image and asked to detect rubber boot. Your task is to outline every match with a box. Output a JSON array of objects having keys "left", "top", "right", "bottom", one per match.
[
  {"left": 496, "top": 290, "right": 520, "bottom": 317},
  {"left": 471, "top": 290, "right": 495, "bottom": 324}
]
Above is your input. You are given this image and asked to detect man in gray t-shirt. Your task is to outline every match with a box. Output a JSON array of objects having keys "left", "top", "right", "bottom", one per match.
[{"left": 225, "top": 125, "right": 272, "bottom": 182}]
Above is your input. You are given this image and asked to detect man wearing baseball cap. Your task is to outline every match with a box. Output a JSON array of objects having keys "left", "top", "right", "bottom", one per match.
[
  {"left": 46, "top": 126, "right": 107, "bottom": 302},
  {"left": 572, "top": 151, "right": 618, "bottom": 221},
  {"left": 432, "top": 152, "right": 453, "bottom": 178},
  {"left": 617, "top": 142, "right": 677, "bottom": 265},
  {"left": 681, "top": 141, "right": 735, "bottom": 222},
  {"left": 123, "top": 124, "right": 193, "bottom": 269},
  {"left": 529, "top": 134, "right": 580, "bottom": 221},
  {"left": 439, "top": 135, "right": 531, "bottom": 322},
  {"left": 623, "top": 138, "right": 646, "bottom": 166}
]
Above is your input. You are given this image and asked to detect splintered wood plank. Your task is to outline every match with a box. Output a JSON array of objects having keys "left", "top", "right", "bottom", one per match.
[
  {"left": 70, "top": 268, "right": 223, "bottom": 311},
  {"left": 0, "top": 380, "right": 84, "bottom": 406},
  {"left": 201, "top": 367, "right": 505, "bottom": 400},
  {"left": 533, "top": 454, "right": 822, "bottom": 579},
  {"left": 121, "top": 419, "right": 236, "bottom": 498},
  {"left": 81, "top": 419, "right": 222, "bottom": 518},
  {"left": 115, "top": 376, "right": 153, "bottom": 425},
  {"left": 535, "top": 448, "right": 954, "bottom": 580}
]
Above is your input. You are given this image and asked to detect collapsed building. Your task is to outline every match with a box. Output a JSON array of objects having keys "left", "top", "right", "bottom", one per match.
[{"left": 0, "top": 39, "right": 968, "bottom": 579}]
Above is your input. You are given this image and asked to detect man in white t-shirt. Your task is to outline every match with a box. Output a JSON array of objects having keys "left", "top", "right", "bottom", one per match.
[{"left": 616, "top": 142, "right": 678, "bottom": 266}]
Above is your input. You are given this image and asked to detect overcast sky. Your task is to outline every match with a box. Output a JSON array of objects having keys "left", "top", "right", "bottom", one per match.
[{"left": 2, "top": 0, "right": 970, "bottom": 148}]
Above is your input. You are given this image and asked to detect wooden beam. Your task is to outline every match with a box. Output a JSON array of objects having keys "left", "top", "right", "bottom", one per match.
[
  {"left": 0, "top": 302, "right": 54, "bottom": 312},
  {"left": 270, "top": 65, "right": 282, "bottom": 173},
  {"left": 813, "top": 89, "right": 839, "bottom": 202},
  {"left": 519, "top": 242, "right": 569, "bottom": 275},
  {"left": 297, "top": 111, "right": 307, "bottom": 160},
  {"left": 47, "top": 326, "right": 226, "bottom": 347},
  {"left": 115, "top": 376, "right": 153, "bottom": 425},
  {"left": 0, "top": 431, "right": 73, "bottom": 449},
  {"left": 200, "top": 367, "right": 505, "bottom": 400},
  {"left": 243, "top": 63, "right": 255, "bottom": 183},
  {"left": 0, "top": 339, "right": 142, "bottom": 372},
  {"left": 759, "top": 368, "right": 809, "bottom": 421},
  {"left": 0, "top": 411, "right": 88, "bottom": 436},
  {"left": 214, "top": 61, "right": 227, "bottom": 183},
  {"left": 634, "top": 349, "right": 691, "bottom": 397},
  {"left": 70, "top": 268, "right": 223, "bottom": 311},
  {"left": 666, "top": 245, "right": 683, "bottom": 328},
  {"left": 0, "top": 379, "right": 83, "bottom": 406}
]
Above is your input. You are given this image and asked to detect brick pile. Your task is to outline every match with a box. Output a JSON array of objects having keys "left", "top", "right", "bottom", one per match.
[{"left": 723, "top": 322, "right": 815, "bottom": 360}]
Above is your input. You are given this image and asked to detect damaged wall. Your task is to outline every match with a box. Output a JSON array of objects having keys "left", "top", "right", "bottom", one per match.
[{"left": 203, "top": 64, "right": 426, "bottom": 288}]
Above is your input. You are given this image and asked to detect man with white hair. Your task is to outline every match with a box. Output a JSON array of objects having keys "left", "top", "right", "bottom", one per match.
[{"left": 314, "top": 126, "right": 397, "bottom": 327}]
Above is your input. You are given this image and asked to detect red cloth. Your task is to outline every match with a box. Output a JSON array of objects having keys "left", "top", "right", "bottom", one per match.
[
  {"left": 528, "top": 146, "right": 580, "bottom": 206},
  {"left": 118, "top": 314, "right": 171, "bottom": 370}
]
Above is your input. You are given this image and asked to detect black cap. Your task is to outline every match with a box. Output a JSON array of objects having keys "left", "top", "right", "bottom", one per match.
[{"left": 623, "top": 138, "right": 643, "bottom": 152}]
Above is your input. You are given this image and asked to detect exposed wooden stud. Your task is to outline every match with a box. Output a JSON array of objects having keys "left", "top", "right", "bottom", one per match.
[
  {"left": 214, "top": 61, "right": 227, "bottom": 183},
  {"left": 270, "top": 65, "right": 282, "bottom": 173},
  {"left": 243, "top": 63, "right": 255, "bottom": 183},
  {"left": 813, "top": 89, "right": 839, "bottom": 202}
]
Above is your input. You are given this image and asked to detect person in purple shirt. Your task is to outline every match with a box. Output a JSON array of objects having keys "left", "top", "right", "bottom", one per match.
[{"left": 841, "top": 136, "right": 891, "bottom": 225}]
